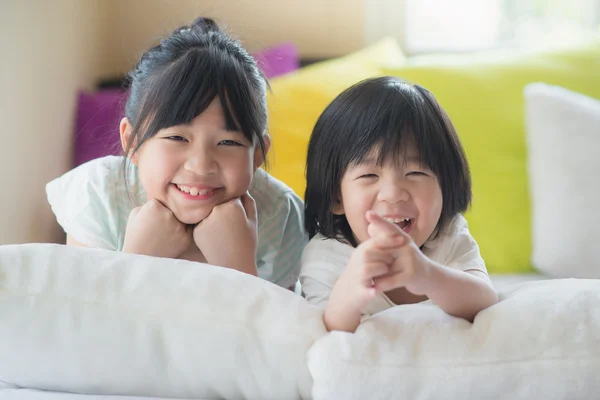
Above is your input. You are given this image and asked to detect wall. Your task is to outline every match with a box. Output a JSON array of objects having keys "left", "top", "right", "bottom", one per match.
[
  {"left": 0, "top": 0, "right": 367, "bottom": 244},
  {"left": 0, "top": 0, "right": 110, "bottom": 244},
  {"left": 103, "top": 0, "right": 366, "bottom": 77}
]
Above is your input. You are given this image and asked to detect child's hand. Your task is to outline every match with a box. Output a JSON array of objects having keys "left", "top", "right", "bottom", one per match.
[
  {"left": 193, "top": 192, "right": 258, "bottom": 276},
  {"left": 325, "top": 233, "right": 402, "bottom": 327},
  {"left": 366, "top": 211, "right": 433, "bottom": 296},
  {"left": 122, "top": 199, "right": 193, "bottom": 259}
]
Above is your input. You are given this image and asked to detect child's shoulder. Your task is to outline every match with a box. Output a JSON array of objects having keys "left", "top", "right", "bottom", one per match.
[
  {"left": 302, "top": 233, "right": 353, "bottom": 264},
  {"left": 442, "top": 213, "right": 470, "bottom": 237},
  {"left": 424, "top": 213, "right": 481, "bottom": 266}
]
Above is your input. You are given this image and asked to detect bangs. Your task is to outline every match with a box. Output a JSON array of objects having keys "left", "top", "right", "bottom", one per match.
[
  {"left": 341, "top": 81, "right": 443, "bottom": 176},
  {"left": 132, "top": 46, "right": 266, "bottom": 150}
]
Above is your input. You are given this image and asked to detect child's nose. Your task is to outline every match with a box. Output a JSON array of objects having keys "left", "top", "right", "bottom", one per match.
[
  {"left": 378, "top": 181, "right": 410, "bottom": 203},
  {"left": 184, "top": 150, "right": 217, "bottom": 175}
]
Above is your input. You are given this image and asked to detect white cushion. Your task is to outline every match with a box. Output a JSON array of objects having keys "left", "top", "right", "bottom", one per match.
[
  {"left": 525, "top": 83, "right": 600, "bottom": 278},
  {"left": 307, "top": 279, "right": 600, "bottom": 400},
  {"left": 0, "top": 244, "right": 326, "bottom": 400}
]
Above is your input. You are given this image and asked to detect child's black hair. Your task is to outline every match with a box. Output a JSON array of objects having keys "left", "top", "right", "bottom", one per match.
[
  {"left": 123, "top": 17, "right": 268, "bottom": 164},
  {"left": 304, "top": 76, "right": 471, "bottom": 246}
]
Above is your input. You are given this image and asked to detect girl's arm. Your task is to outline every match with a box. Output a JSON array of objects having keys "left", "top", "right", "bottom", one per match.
[{"left": 66, "top": 235, "right": 88, "bottom": 247}]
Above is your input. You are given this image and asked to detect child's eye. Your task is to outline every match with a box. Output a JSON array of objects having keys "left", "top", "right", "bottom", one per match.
[
  {"left": 165, "top": 135, "right": 187, "bottom": 142},
  {"left": 218, "top": 140, "right": 243, "bottom": 146},
  {"left": 407, "top": 171, "right": 427, "bottom": 177}
]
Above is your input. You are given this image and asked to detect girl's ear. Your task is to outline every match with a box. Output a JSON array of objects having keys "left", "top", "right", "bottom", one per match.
[
  {"left": 119, "top": 117, "right": 138, "bottom": 164},
  {"left": 253, "top": 134, "right": 271, "bottom": 170},
  {"left": 331, "top": 198, "right": 345, "bottom": 215}
]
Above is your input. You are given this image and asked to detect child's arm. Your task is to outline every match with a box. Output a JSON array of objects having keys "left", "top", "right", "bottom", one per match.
[
  {"left": 368, "top": 212, "right": 497, "bottom": 321},
  {"left": 415, "top": 266, "right": 497, "bottom": 321},
  {"left": 323, "top": 235, "right": 403, "bottom": 332}
]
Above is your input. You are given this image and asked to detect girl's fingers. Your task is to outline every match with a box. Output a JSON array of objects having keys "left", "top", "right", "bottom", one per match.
[{"left": 240, "top": 192, "right": 257, "bottom": 222}]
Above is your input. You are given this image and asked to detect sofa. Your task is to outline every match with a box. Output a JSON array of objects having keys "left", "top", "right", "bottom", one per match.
[{"left": 1, "top": 38, "right": 600, "bottom": 399}]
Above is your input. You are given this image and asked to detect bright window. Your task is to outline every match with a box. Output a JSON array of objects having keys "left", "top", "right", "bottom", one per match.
[{"left": 401, "top": 0, "right": 599, "bottom": 54}]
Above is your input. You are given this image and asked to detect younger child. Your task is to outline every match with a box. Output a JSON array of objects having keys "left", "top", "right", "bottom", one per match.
[
  {"left": 300, "top": 77, "right": 498, "bottom": 332},
  {"left": 46, "top": 18, "right": 305, "bottom": 289}
]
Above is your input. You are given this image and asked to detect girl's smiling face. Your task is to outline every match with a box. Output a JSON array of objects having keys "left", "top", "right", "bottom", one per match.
[
  {"left": 123, "top": 98, "right": 267, "bottom": 225},
  {"left": 333, "top": 144, "right": 443, "bottom": 247}
]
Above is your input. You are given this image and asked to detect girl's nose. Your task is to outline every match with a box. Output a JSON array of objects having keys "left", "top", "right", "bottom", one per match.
[{"left": 184, "top": 150, "right": 217, "bottom": 175}]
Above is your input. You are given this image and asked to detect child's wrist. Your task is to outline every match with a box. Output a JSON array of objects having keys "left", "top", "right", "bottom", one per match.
[{"left": 417, "top": 260, "right": 445, "bottom": 296}]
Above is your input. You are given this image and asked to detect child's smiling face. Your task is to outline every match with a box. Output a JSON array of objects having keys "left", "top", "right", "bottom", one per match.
[
  {"left": 333, "top": 143, "right": 443, "bottom": 247},
  {"left": 125, "top": 98, "right": 264, "bottom": 225}
]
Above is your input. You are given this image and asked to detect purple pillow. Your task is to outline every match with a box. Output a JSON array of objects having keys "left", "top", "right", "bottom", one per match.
[
  {"left": 74, "top": 89, "right": 127, "bottom": 167},
  {"left": 252, "top": 42, "right": 299, "bottom": 79}
]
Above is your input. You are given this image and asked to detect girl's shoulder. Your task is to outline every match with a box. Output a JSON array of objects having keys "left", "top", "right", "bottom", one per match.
[
  {"left": 46, "top": 156, "right": 142, "bottom": 249},
  {"left": 250, "top": 169, "right": 303, "bottom": 222},
  {"left": 47, "top": 155, "right": 143, "bottom": 207}
]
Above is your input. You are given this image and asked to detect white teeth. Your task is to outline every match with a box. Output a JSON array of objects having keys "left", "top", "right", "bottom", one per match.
[
  {"left": 383, "top": 216, "right": 411, "bottom": 224},
  {"left": 176, "top": 184, "right": 212, "bottom": 196}
]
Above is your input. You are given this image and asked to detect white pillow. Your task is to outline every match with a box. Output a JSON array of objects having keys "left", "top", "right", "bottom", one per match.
[
  {"left": 307, "top": 279, "right": 600, "bottom": 400},
  {"left": 0, "top": 244, "right": 326, "bottom": 400},
  {"left": 525, "top": 83, "right": 600, "bottom": 278}
]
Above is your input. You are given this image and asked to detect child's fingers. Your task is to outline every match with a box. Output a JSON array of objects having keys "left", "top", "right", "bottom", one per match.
[
  {"left": 366, "top": 211, "right": 411, "bottom": 240},
  {"left": 362, "top": 246, "right": 395, "bottom": 264},
  {"left": 373, "top": 272, "right": 407, "bottom": 293},
  {"left": 361, "top": 261, "right": 390, "bottom": 282},
  {"left": 369, "top": 233, "right": 405, "bottom": 250}
]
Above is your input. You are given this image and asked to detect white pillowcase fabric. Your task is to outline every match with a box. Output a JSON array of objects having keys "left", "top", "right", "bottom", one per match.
[
  {"left": 1, "top": 244, "right": 599, "bottom": 399},
  {"left": 524, "top": 83, "right": 600, "bottom": 278},
  {"left": 0, "top": 244, "right": 325, "bottom": 400},
  {"left": 308, "top": 278, "right": 600, "bottom": 400}
]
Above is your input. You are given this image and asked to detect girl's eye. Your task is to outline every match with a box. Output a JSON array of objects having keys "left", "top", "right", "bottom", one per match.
[
  {"left": 165, "top": 135, "right": 187, "bottom": 142},
  {"left": 218, "top": 140, "right": 243, "bottom": 146},
  {"left": 360, "top": 174, "right": 378, "bottom": 179}
]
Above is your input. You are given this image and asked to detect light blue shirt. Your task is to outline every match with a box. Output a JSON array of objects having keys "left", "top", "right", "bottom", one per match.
[{"left": 46, "top": 156, "right": 307, "bottom": 288}]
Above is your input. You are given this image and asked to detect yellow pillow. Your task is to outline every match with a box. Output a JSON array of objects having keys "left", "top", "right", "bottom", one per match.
[
  {"left": 382, "top": 42, "right": 600, "bottom": 273},
  {"left": 266, "top": 38, "right": 405, "bottom": 196}
]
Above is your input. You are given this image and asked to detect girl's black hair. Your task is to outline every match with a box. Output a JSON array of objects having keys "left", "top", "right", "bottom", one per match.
[
  {"left": 123, "top": 17, "right": 268, "bottom": 164},
  {"left": 304, "top": 76, "right": 471, "bottom": 246}
]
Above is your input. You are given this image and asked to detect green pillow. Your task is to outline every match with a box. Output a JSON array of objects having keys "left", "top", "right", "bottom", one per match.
[{"left": 382, "top": 42, "right": 600, "bottom": 273}]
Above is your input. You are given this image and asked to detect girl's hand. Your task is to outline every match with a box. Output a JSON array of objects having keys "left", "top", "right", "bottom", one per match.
[
  {"left": 324, "top": 233, "right": 402, "bottom": 331},
  {"left": 366, "top": 211, "right": 433, "bottom": 296},
  {"left": 122, "top": 199, "right": 193, "bottom": 259},
  {"left": 193, "top": 192, "right": 258, "bottom": 276}
]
